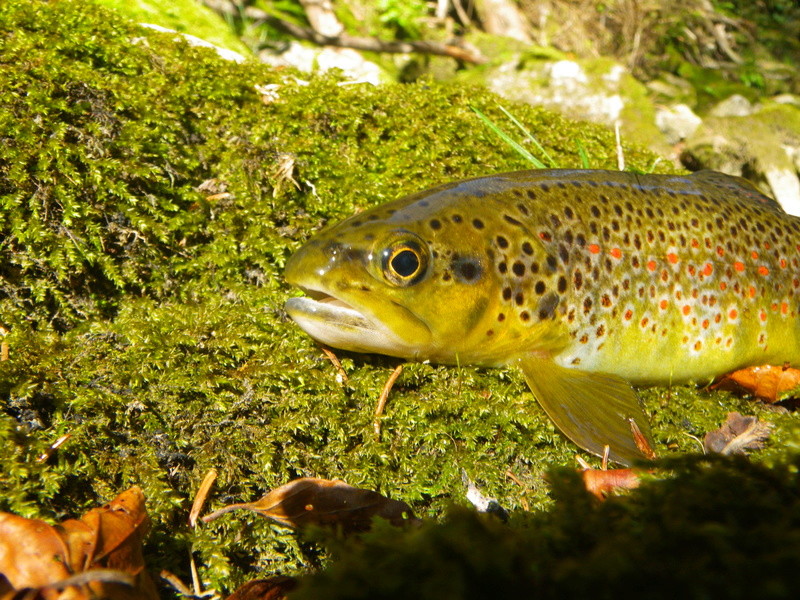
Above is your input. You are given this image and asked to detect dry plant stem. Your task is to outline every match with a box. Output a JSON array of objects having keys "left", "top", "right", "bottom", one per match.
[
  {"left": 190, "top": 549, "right": 202, "bottom": 596},
  {"left": 36, "top": 433, "right": 72, "bottom": 463},
  {"left": 160, "top": 571, "right": 195, "bottom": 596},
  {"left": 321, "top": 346, "right": 348, "bottom": 384},
  {"left": 373, "top": 365, "right": 404, "bottom": 437},
  {"left": 504, "top": 469, "right": 529, "bottom": 510},
  {"left": 190, "top": 469, "right": 218, "bottom": 527}
]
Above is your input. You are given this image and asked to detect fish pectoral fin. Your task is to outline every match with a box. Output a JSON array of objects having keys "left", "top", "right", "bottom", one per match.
[{"left": 518, "top": 356, "right": 655, "bottom": 465}]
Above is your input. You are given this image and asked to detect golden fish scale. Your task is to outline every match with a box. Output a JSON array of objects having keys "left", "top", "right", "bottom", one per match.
[{"left": 375, "top": 171, "right": 800, "bottom": 383}]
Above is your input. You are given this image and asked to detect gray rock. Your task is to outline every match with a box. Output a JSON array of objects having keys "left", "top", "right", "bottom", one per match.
[
  {"left": 655, "top": 104, "right": 702, "bottom": 145},
  {"left": 709, "top": 94, "right": 753, "bottom": 118}
]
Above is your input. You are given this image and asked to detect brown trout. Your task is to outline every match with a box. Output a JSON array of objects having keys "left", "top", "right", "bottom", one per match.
[{"left": 284, "top": 169, "right": 800, "bottom": 464}]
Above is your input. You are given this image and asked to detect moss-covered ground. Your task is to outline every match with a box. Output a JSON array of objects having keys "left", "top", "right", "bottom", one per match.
[{"left": 1, "top": 0, "right": 798, "bottom": 595}]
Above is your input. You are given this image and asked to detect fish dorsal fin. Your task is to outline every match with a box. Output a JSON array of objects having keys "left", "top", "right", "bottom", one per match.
[
  {"left": 517, "top": 356, "right": 654, "bottom": 465},
  {"left": 690, "top": 170, "right": 784, "bottom": 213}
]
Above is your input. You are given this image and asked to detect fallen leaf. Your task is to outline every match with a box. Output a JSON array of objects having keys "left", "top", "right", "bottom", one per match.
[
  {"left": 712, "top": 364, "right": 800, "bottom": 402},
  {"left": 225, "top": 577, "right": 298, "bottom": 600},
  {"left": 203, "top": 477, "right": 417, "bottom": 533},
  {"left": 704, "top": 412, "right": 773, "bottom": 455},
  {"left": 0, "top": 487, "right": 158, "bottom": 600},
  {"left": 580, "top": 468, "right": 641, "bottom": 499}
]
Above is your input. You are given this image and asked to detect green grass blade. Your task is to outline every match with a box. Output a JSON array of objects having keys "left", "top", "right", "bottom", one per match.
[
  {"left": 470, "top": 106, "right": 547, "bottom": 169},
  {"left": 575, "top": 139, "right": 591, "bottom": 169},
  {"left": 497, "top": 105, "right": 557, "bottom": 168}
]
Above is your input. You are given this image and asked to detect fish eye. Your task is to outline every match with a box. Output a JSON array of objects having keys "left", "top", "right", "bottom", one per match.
[{"left": 381, "top": 240, "right": 428, "bottom": 286}]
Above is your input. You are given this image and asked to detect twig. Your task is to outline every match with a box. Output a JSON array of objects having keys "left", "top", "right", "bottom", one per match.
[
  {"left": 373, "top": 365, "right": 404, "bottom": 437},
  {"left": 189, "top": 468, "right": 218, "bottom": 527},
  {"left": 36, "top": 434, "right": 71, "bottom": 463},
  {"left": 201, "top": 0, "right": 486, "bottom": 64},
  {"left": 321, "top": 347, "right": 348, "bottom": 384}
]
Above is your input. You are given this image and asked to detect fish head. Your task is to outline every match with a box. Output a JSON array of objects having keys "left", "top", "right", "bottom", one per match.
[{"left": 284, "top": 195, "right": 524, "bottom": 363}]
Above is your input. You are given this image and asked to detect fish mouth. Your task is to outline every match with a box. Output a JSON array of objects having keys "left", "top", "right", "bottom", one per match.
[{"left": 285, "top": 285, "right": 428, "bottom": 357}]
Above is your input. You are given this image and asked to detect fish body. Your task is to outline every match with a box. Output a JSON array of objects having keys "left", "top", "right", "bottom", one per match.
[{"left": 285, "top": 169, "right": 800, "bottom": 463}]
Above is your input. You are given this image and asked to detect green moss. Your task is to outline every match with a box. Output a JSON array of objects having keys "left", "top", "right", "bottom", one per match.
[
  {"left": 93, "top": 0, "right": 250, "bottom": 55},
  {"left": 0, "top": 0, "right": 797, "bottom": 594}
]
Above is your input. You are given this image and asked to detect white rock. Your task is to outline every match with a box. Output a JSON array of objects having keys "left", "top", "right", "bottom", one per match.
[
  {"left": 764, "top": 166, "right": 800, "bottom": 216},
  {"left": 655, "top": 104, "right": 702, "bottom": 144},
  {"left": 709, "top": 94, "right": 753, "bottom": 118}
]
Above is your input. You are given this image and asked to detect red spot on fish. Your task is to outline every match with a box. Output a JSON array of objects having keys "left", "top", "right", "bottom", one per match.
[
  {"left": 771, "top": 303, "right": 779, "bottom": 312},
  {"left": 682, "top": 305, "right": 691, "bottom": 316},
  {"left": 647, "top": 260, "right": 657, "bottom": 272},
  {"left": 703, "top": 263, "right": 713, "bottom": 276},
  {"left": 675, "top": 290, "right": 683, "bottom": 300},
  {"left": 667, "top": 253, "right": 679, "bottom": 264},
  {"left": 539, "top": 232, "right": 552, "bottom": 241},
  {"left": 694, "top": 341, "right": 702, "bottom": 351},
  {"left": 719, "top": 281, "right": 728, "bottom": 291},
  {"left": 780, "top": 259, "right": 788, "bottom": 269},
  {"left": 760, "top": 311, "right": 768, "bottom": 322},
  {"left": 691, "top": 239, "right": 700, "bottom": 248},
  {"left": 640, "top": 317, "right": 649, "bottom": 327},
  {"left": 729, "top": 309, "right": 738, "bottom": 320},
  {"left": 588, "top": 244, "right": 601, "bottom": 254},
  {"left": 782, "top": 302, "right": 789, "bottom": 315},
  {"left": 659, "top": 299, "right": 668, "bottom": 310},
  {"left": 624, "top": 309, "right": 633, "bottom": 320},
  {"left": 758, "top": 265, "right": 770, "bottom": 276},
  {"left": 749, "top": 286, "right": 757, "bottom": 298},
  {"left": 734, "top": 262, "right": 745, "bottom": 272},
  {"left": 687, "top": 265, "right": 696, "bottom": 277},
  {"left": 717, "top": 246, "right": 725, "bottom": 257},
  {"left": 609, "top": 247, "right": 622, "bottom": 259},
  {"left": 764, "top": 242, "right": 771, "bottom": 250},
  {"left": 715, "top": 314, "right": 722, "bottom": 323},
  {"left": 751, "top": 251, "right": 759, "bottom": 260},
  {"left": 702, "top": 319, "right": 709, "bottom": 329}
]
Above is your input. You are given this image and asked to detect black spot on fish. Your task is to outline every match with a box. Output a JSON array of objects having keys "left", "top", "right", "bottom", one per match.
[
  {"left": 520, "top": 311, "right": 531, "bottom": 322},
  {"left": 590, "top": 205, "right": 601, "bottom": 218},
  {"left": 538, "top": 292, "right": 560, "bottom": 320},
  {"left": 452, "top": 256, "right": 482, "bottom": 283},
  {"left": 527, "top": 190, "right": 536, "bottom": 200},
  {"left": 517, "top": 203, "right": 530, "bottom": 216},
  {"left": 530, "top": 262, "right": 540, "bottom": 274},
  {"left": 564, "top": 206, "right": 575, "bottom": 219},
  {"left": 515, "top": 292, "right": 524, "bottom": 306},
  {"left": 513, "top": 262, "right": 526, "bottom": 277},
  {"left": 496, "top": 235, "right": 509, "bottom": 249},
  {"left": 502, "top": 287, "right": 512, "bottom": 301},
  {"left": 557, "top": 276, "right": 567, "bottom": 294},
  {"left": 574, "top": 270, "right": 583, "bottom": 290},
  {"left": 452, "top": 214, "right": 463, "bottom": 223},
  {"left": 535, "top": 281, "right": 546, "bottom": 295},
  {"left": 504, "top": 215, "right": 524, "bottom": 227},
  {"left": 546, "top": 255, "right": 558, "bottom": 271},
  {"left": 430, "top": 219, "right": 442, "bottom": 230},
  {"left": 473, "top": 218, "right": 485, "bottom": 229},
  {"left": 522, "top": 241, "right": 534, "bottom": 255},
  {"left": 498, "top": 261, "right": 508, "bottom": 274}
]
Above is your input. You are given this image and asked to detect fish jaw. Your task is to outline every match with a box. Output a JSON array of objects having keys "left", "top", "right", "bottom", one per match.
[{"left": 284, "top": 243, "right": 433, "bottom": 358}]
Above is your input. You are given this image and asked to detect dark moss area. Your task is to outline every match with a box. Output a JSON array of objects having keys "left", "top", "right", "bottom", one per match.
[
  {"left": 1, "top": 0, "right": 798, "bottom": 593},
  {"left": 295, "top": 454, "right": 800, "bottom": 599}
]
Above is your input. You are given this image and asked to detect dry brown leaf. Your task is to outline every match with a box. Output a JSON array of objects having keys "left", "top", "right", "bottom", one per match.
[
  {"left": 712, "top": 364, "right": 800, "bottom": 402},
  {"left": 704, "top": 411, "right": 774, "bottom": 455},
  {"left": 225, "top": 577, "right": 298, "bottom": 600},
  {"left": 581, "top": 468, "right": 642, "bottom": 499},
  {"left": 0, "top": 487, "right": 158, "bottom": 600},
  {"left": 203, "top": 477, "right": 417, "bottom": 533}
]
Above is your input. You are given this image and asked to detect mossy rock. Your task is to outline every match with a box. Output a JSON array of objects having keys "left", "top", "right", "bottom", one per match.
[{"left": 1, "top": 0, "right": 799, "bottom": 594}]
